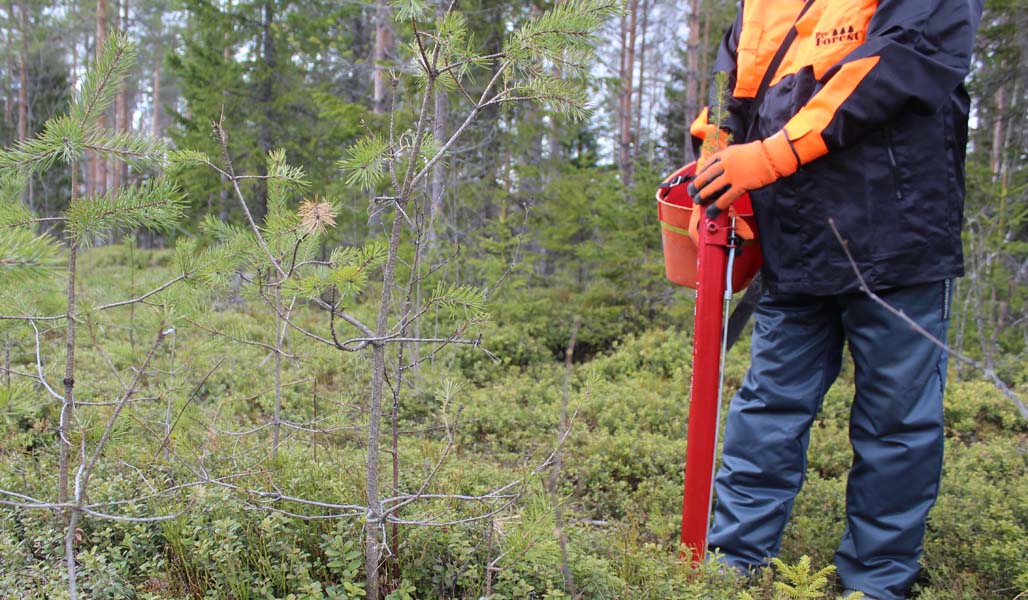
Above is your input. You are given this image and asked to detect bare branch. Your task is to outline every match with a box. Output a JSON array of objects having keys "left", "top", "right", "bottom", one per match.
[
  {"left": 186, "top": 317, "right": 303, "bottom": 359},
  {"left": 28, "top": 320, "right": 64, "bottom": 402},
  {"left": 160, "top": 359, "right": 224, "bottom": 456},
  {"left": 828, "top": 219, "right": 1027, "bottom": 420},
  {"left": 79, "top": 327, "right": 168, "bottom": 499},
  {"left": 82, "top": 508, "right": 182, "bottom": 523},
  {"left": 212, "top": 116, "right": 287, "bottom": 279},
  {"left": 94, "top": 275, "right": 187, "bottom": 311},
  {"left": 0, "top": 274, "right": 187, "bottom": 321}
]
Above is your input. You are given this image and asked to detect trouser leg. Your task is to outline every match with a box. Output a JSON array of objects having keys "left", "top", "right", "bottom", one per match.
[
  {"left": 835, "top": 281, "right": 951, "bottom": 600},
  {"left": 708, "top": 292, "right": 844, "bottom": 567}
]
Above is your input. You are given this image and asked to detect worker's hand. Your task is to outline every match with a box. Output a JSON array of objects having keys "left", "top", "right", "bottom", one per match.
[{"left": 688, "top": 132, "right": 799, "bottom": 218}]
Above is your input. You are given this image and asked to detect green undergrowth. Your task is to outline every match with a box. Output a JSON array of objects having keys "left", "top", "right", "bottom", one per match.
[{"left": 1, "top": 248, "right": 1026, "bottom": 598}]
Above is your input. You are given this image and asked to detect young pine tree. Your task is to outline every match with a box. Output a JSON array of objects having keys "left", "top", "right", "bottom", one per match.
[{"left": 0, "top": 31, "right": 187, "bottom": 600}]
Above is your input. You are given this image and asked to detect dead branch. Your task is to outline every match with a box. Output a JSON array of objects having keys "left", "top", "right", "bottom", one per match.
[
  {"left": 829, "top": 219, "right": 1027, "bottom": 419},
  {"left": 28, "top": 319, "right": 64, "bottom": 403}
]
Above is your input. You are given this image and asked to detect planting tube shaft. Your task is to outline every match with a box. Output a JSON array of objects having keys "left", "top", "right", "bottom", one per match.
[{"left": 681, "top": 210, "right": 734, "bottom": 563}]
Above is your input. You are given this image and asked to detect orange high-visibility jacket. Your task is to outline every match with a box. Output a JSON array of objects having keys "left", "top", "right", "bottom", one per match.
[{"left": 698, "top": 0, "right": 982, "bottom": 295}]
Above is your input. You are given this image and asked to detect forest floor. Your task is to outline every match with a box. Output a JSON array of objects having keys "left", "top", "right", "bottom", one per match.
[{"left": 1, "top": 246, "right": 1026, "bottom": 600}]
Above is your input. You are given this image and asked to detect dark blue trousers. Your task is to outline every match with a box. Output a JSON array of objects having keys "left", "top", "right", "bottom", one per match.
[{"left": 707, "top": 281, "right": 952, "bottom": 600}]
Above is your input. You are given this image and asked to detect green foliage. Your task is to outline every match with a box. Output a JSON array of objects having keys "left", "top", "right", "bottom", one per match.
[
  {"left": 72, "top": 31, "right": 136, "bottom": 127},
  {"left": 0, "top": 171, "right": 29, "bottom": 210},
  {"left": 166, "top": 149, "right": 212, "bottom": 172},
  {"left": 339, "top": 136, "right": 390, "bottom": 191},
  {"left": 428, "top": 282, "right": 487, "bottom": 319},
  {"left": 0, "top": 29, "right": 181, "bottom": 297},
  {"left": 515, "top": 74, "right": 592, "bottom": 120},
  {"left": 770, "top": 556, "right": 837, "bottom": 600},
  {"left": 265, "top": 148, "right": 311, "bottom": 224},
  {"left": 0, "top": 114, "right": 85, "bottom": 174},
  {"left": 0, "top": 227, "right": 62, "bottom": 285},
  {"left": 709, "top": 72, "right": 734, "bottom": 138},
  {"left": 281, "top": 240, "right": 389, "bottom": 300},
  {"left": 86, "top": 128, "right": 169, "bottom": 171},
  {"left": 500, "top": 0, "right": 622, "bottom": 119},
  {"left": 1, "top": 249, "right": 1026, "bottom": 599},
  {"left": 391, "top": 0, "right": 428, "bottom": 22},
  {"left": 505, "top": 0, "right": 622, "bottom": 81},
  {"left": 920, "top": 435, "right": 1028, "bottom": 597},
  {"left": 655, "top": 0, "right": 740, "bottom": 165},
  {"left": 168, "top": 0, "right": 373, "bottom": 223},
  {"left": 175, "top": 231, "right": 255, "bottom": 292},
  {"left": 200, "top": 214, "right": 253, "bottom": 244},
  {"left": 66, "top": 179, "right": 186, "bottom": 242},
  {"left": 430, "top": 11, "right": 489, "bottom": 88},
  {"left": 0, "top": 32, "right": 139, "bottom": 178}
]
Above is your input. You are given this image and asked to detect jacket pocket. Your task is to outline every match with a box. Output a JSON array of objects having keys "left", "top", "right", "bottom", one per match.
[{"left": 884, "top": 127, "right": 904, "bottom": 203}]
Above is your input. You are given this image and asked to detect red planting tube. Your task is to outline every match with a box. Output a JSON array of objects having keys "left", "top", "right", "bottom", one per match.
[{"left": 680, "top": 209, "right": 733, "bottom": 564}]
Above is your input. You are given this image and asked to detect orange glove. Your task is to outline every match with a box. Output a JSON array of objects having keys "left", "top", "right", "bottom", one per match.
[{"left": 689, "top": 131, "right": 800, "bottom": 218}]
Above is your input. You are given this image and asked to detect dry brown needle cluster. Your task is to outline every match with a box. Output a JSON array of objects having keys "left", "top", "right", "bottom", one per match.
[{"left": 298, "top": 198, "right": 337, "bottom": 235}]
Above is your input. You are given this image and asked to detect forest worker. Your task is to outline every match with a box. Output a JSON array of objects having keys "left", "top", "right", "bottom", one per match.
[{"left": 685, "top": 0, "right": 983, "bottom": 598}]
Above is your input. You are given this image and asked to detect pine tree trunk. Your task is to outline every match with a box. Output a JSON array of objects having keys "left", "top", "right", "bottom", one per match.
[
  {"left": 372, "top": 0, "right": 392, "bottom": 114},
  {"left": 15, "top": 0, "right": 28, "bottom": 146},
  {"left": 80, "top": 27, "right": 95, "bottom": 200},
  {"left": 113, "top": 0, "right": 122, "bottom": 193},
  {"left": 365, "top": 205, "right": 407, "bottom": 600},
  {"left": 254, "top": 0, "right": 274, "bottom": 220},
  {"left": 15, "top": 5, "right": 28, "bottom": 141},
  {"left": 4, "top": 3, "right": 13, "bottom": 139},
  {"left": 219, "top": 23, "right": 231, "bottom": 221},
  {"left": 548, "top": 65, "right": 563, "bottom": 166},
  {"left": 428, "top": 0, "right": 446, "bottom": 245},
  {"left": 1002, "top": 77, "right": 1021, "bottom": 181},
  {"left": 684, "top": 0, "right": 701, "bottom": 162},
  {"left": 634, "top": 0, "right": 650, "bottom": 159},
  {"left": 95, "top": 0, "right": 108, "bottom": 198},
  {"left": 990, "top": 81, "right": 1007, "bottom": 181},
  {"left": 16, "top": 0, "right": 30, "bottom": 208},
  {"left": 619, "top": 0, "right": 637, "bottom": 184},
  {"left": 151, "top": 53, "right": 162, "bottom": 136},
  {"left": 59, "top": 162, "right": 80, "bottom": 509},
  {"left": 699, "top": 2, "right": 712, "bottom": 115},
  {"left": 113, "top": 0, "right": 129, "bottom": 192},
  {"left": 618, "top": 11, "right": 627, "bottom": 165}
]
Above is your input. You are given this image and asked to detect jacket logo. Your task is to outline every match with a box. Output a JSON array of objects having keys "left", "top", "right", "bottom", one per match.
[{"left": 815, "top": 24, "right": 861, "bottom": 47}]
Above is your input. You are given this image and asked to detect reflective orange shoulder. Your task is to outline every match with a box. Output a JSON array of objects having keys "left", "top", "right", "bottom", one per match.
[
  {"left": 773, "top": 0, "right": 878, "bottom": 85},
  {"left": 734, "top": 0, "right": 879, "bottom": 98},
  {"left": 734, "top": 0, "right": 810, "bottom": 98}
]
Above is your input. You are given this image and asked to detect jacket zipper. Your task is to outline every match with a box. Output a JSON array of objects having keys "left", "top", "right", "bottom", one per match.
[{"left": 885, "top": 128, "right": 903, "bottom": 201}]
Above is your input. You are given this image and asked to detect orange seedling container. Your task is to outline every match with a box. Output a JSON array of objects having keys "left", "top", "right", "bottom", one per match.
[{"left": 656, "top": 161, "right": 763, "bottom": 291}]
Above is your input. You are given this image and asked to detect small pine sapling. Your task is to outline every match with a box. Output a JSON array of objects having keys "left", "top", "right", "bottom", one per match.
[
  {"left": 737, "top": 556, "right": 861, "bottom": 600},
  {"left": 699, "top": 71, "right": 734, "bottom": 163}
]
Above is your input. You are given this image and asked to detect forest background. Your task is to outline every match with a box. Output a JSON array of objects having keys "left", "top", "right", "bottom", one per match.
[{"left": 0, "top": 0, "right": 1026, "bottom": 599}]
